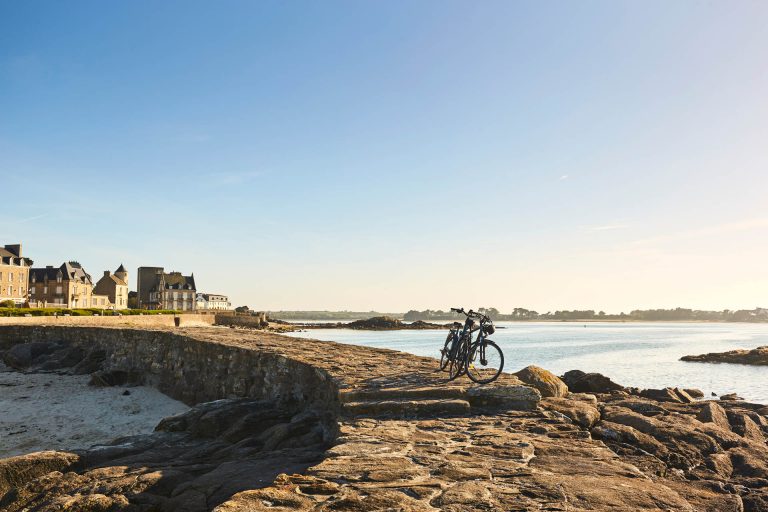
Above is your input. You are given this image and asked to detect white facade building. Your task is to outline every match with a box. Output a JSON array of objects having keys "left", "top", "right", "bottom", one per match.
[{"left": 196, "top": 293, "right": 231, "bottom": 311}]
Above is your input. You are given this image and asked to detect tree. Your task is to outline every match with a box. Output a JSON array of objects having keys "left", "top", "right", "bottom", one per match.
[
  {"left": 0, "top": 299, "right": 15, "bottom": 308},
  {"left": 235, "top": 306, "right": 250, "bottom": 313}
]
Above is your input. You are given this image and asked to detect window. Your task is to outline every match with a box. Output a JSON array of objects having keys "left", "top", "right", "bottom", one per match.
[
  {"left": 8, "top": 286, "right": 13, "bottom": 295},
  {"left": 43, "top": 286, "right": 48, "bottom": 294},
  {"left": 55, "top": 285, "right": 62, "bottom": 294},
  {"left": 9, "top": 273, "right": 14, "bottom": 282},
  {"left": 20, "top": 287, "right": 24, "bottom": 296},
  {"left": 19, "top": 273, "right": 23, "bottom": 282}
]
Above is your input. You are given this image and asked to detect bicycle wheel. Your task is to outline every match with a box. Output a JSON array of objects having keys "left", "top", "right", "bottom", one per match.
[
  {"left": 466, "top": 340, "right": 504, "bottom": 384},
  {"left": 439, "top": 333, "right": 453, "bottom": 371},
  {"left": 448, "top": 335, "right": 469, "bottom": 380}
]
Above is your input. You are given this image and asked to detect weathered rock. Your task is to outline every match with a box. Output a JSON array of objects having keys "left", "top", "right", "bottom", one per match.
[
  {"left": 591, "top": 420, "right": 670, "bottom": 458},
  {"left": 684, "top": 388, "right": 704, "bottom": 399},
  {"left": 542, "top": 396, "right": 601, "bottom": 428},
  {"left": 705, "top": 452, "right": 734, "bottom": 479},
  {"left": 465, "top": 384, "right": 541, "bottom": 409},
  {"left": 0, "top": 451, "right": 79, "bottom": 497},
  {"left": 2, "top": 342, "right": 59, "bottom": 370},
  {"left": 639, "top": 387, "right": 693, "bottom": 403},
  {"left": 697, "top": 402, "right": 731, "bottom": 430},
  {"left": 721, "top": 393, "right": 744, "bottom": 401},
  {"left": 601, "top": 406, "right": 721, "bottom": 469},
  {"left": 561, "top": 369, "right": 624, "bottom": 393},
  {"left": 728, "top": 412, "right": 765, "bottom": 442},
  {"left": 513, "top": 365, "right": 568, "bottom": 398}
]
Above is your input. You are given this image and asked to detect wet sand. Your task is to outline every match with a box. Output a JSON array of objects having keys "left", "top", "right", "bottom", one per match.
[{"left": 0, "top": 362, "right": 188, "bottom": 458}]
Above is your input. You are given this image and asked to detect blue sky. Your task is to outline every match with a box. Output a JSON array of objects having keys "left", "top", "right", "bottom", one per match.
[{"left": 2, "top": 1, "right": 767, "bottom": 312}]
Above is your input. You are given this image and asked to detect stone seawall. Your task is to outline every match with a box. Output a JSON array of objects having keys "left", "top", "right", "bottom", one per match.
[
  {"left": 0, "top": 326, "right": 338, "bottom": 411},
  {"left": 0, "top": 314, "right": 215, "bottom": 328}
]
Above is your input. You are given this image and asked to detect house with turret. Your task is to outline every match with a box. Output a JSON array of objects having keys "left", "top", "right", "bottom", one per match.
[{"left": 93, "top": 264, "right": 130, "bottom": 310}]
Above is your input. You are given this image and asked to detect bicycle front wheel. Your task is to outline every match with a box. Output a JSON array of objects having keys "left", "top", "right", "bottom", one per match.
[
  {"left": 466, "top": 340, "right": 504, "bottom": 384},
  {"left": 448, "top": 340, "right": 468, "bottom": 380}
]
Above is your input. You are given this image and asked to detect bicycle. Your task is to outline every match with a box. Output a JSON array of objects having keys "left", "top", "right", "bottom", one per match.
[{"left": 439, "top": 307, "right": 504, "bottom": 384}]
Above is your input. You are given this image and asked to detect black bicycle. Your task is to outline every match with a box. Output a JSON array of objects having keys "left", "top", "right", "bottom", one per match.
[{"left": 439, "top": 307, "right": 504, "bottom": 384}]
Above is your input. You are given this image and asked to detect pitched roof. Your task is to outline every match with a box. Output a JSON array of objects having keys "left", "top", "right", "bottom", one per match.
[
  {"left": 30, "top": 262, "right": 92, "bottom": 284},
  {"left": 108, "top": 274, "right": 128, "bottom": 286}
]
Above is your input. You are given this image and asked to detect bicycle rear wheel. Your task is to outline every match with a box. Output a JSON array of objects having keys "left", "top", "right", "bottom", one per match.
[
  {"left": 439, "top": 333, "right": 453, "bottom": 371},
  {"left": 466, "top": 340, "right": 504, "bottom": 384}
]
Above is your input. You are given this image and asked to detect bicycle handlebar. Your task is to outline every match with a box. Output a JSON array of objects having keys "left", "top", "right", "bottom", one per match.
[{"left": 451, "top": 307, "right": 491, "bottom": 322}]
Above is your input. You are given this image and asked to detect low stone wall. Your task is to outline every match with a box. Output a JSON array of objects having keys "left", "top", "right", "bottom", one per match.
[
  {"left": 0, "top": 314, "right": 215, "bottom": 328},
  {"left": 214, "top": 313, "right": 267, "bottom": 328},
  {"left": 0, "top": 326, "right": 338, "bottom": 413}
]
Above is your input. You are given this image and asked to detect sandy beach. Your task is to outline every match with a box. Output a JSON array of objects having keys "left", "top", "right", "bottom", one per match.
[{"left": 0, "top": 362, "right": 188, "bottom": 458}]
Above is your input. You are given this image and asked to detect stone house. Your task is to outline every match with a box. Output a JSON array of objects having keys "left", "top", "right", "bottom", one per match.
[
  {"left": 196, "top": 293, "right": 231, "bottom": 310},
  {"left": 0, "top": 244, "right": 33, "bottom": 306},
  {"left": 137, "top": 267, "right": 196, "bottom": 311},
  {"left": 29, "top": 262, "right": 95, "bottom": 308},
  {"left": 93, "top": 264, "right": 130, "bottom": 310}
]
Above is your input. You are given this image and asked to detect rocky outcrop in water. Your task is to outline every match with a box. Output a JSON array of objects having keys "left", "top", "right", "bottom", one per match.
[
  {"left": 297, "top": 316, "right": 446, "bottom": 330},
  {"left": 681, "top": 346, "right": 768, "bottom": 366}
]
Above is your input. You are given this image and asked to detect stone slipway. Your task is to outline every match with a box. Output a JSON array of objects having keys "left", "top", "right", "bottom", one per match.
[{"left": 0, "top": 324, "right": 764, "bottom": 511}]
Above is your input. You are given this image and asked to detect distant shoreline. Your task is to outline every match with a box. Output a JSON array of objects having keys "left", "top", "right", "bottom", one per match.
[{"left": 280, "top": 318, "right": 768, "bottom": 330}]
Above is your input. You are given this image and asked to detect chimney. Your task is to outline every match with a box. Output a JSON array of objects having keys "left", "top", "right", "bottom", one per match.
[
  {"left": 4, "top": 244, "right": 21, "bottom": 257},
  {"left": 46, "top": 265, "right": 53, "bottom": 269},
  {"left": 104, "top": 271, "right": 110, "bottom": 277}
]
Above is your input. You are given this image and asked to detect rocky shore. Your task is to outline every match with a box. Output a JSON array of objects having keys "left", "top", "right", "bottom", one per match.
[
  {"left": 0, "top": 325, "right": 766, "bottom": 511},
  {"left": 682, "top": 345, "right": 768, "bottom": 366}
]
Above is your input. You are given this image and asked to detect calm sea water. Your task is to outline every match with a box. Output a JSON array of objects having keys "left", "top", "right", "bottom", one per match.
[{"left": 284, "top": 322, "right": 768, "bottom": 404}]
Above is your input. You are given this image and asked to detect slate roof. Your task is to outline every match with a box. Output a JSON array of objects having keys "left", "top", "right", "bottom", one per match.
[
  {"left": 0, "top": 245, "right": 32, "bottom": 265},
  {"left": 149, "top": 271, "right": 196, "bottom": 292},
  {"left": 30, "top": 262, "right": 93, "bottom": 284}
]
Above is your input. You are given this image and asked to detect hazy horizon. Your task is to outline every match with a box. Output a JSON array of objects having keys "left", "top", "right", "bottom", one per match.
[{"left": 2, "top": 1, "right": 767, "bottom": 313}]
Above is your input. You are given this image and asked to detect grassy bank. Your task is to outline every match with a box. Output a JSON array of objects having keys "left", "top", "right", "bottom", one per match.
[{"left": 0, "top": 308, "right": 180, "bottom": 317}]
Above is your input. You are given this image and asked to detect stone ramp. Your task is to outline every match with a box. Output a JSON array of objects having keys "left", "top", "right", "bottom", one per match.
[{"left": 338, "top": 381, "right": 543, "bottom": 418}]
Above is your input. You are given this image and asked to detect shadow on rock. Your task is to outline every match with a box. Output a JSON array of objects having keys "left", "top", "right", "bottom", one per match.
[{"left": 0, "top": 398, "right": 338, "bottom": 512}]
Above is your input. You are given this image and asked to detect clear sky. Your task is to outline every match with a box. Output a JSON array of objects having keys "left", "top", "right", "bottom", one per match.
[{"left": 2, "top": 1, "right": 767, "bottom": 313}]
